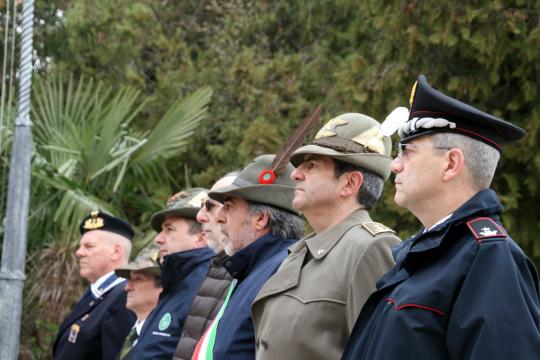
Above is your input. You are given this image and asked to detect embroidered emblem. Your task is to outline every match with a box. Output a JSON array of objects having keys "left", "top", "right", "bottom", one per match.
[
  {"left": 362, "top": 222, "right": 395, "bottom": 236},
  {"left": 68, "top": 324, "right": 80, "bottom": 343},
  {"left": 351, "top": 126, "right": 386, "bottom": 154},
  {"left": 315, "top": 117, "right": 348, "bottom": 139},
  {"left": 166, "top": 192, "right": 188, "bottom": 207},
  {"left": 83, "top": 211, "right": 104, "bottom": 230},
  {"left": 158, "top": 313, "right": 172, "bottom": 331},
  {"left": 466, "top": 217, "right": 506, "bottom": 242},
  {"left": 479, "top": 227, "right": 498, "bottom": 236}
]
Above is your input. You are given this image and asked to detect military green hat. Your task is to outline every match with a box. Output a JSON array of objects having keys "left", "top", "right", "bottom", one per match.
[
  {"left": 208, "top": 154, "right": 298, "bottom": 214},
  {"left": 115, "top": 243, "right": 161, "bottom": 279},
  {"left": 150, "top": 187, "right": 208, "bottom": 232},
  {"left": 289, "top": 113, "right": 393, "bottom": 180}
]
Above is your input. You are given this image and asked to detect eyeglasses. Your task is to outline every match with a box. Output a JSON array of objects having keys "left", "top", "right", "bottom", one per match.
[
  {"left": 201, "top": 199, "right": 219, "bottom": 212},
  {"left": 396, "top": 143, "right": 453, "bottom": 158}
]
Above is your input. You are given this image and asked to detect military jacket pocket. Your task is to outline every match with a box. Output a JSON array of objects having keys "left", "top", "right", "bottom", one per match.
[{"left": 283, "top": 291, "right": 346, "bottom": 305}]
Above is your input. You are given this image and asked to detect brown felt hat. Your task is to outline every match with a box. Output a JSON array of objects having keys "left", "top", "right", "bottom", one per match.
[{"left": 290, "top": 113, "right": 393, "bottom": 180}]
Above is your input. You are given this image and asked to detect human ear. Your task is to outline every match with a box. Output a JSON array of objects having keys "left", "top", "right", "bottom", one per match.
[
  {"left": 340, "top": 171, "right": 363, "bottom": 197},
  {"left": 253, "top": 212, "right": 270, "bottom": 231},
  {"left": 442, "top": 148, "right": 465, "bottom": 181}
]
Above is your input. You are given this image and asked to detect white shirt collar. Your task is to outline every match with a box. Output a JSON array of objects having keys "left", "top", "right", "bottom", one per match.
[
  {"left": 424, "top": 213, "right": 453, "bottom": 233},
  {"left": 90, "top": 271, "right": 125, "bottom": 298}
]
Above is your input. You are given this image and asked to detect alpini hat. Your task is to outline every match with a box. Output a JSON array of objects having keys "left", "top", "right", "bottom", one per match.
[
  {"left": 150, "top": 187, "right": 208, "bottom": 232},
  {"left": 208, "top": 154, "right": 298, "bottom": 214},
  {"left": 290, "top": 113, "right": 393, "bottom": 180},
  {"left": 397, "top": 74, "right": 526, "bottom": 152},
  {"left": 79, "top": 211, "right": 134, "bottom": 240},
  {"left": 115, "top": 243, "right": 161, "bottom": 279}
]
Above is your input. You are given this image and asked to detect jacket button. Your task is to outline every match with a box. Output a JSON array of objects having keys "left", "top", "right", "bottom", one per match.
[{"left": 225, "top": 261, "right": 232, "bottom": 267}]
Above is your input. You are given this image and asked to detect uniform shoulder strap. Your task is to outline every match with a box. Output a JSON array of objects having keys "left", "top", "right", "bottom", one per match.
[
  {"left": 465, "top": 217, "right": 507, "bottom": 242},
  {"left": 361, "top": 222, "right": 396, "bottom": 236}
]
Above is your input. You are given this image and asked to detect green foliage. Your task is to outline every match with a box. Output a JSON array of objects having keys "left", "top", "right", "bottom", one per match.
[{"left": 39, "top": 0, "right": 539, "bottom": 264}]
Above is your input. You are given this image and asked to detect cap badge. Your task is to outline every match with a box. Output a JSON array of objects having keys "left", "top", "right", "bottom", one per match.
[
  {"left": 315, "top": 118, "right": 348, "bottom": 139},
  {"left": 83, "top": 211, "right": 104, "bottom": 230},
  {"left": 258, "top": 169, "right": 276, "bottom": 185},
  {"left": 166, "top": 192, "right": 187, "bottom": 207},
  {"left": 409, "top": 80, "right": 418, "bottom": 109},
  {"left": 351, "top": 126, "right": 385, "bottom": 154}
]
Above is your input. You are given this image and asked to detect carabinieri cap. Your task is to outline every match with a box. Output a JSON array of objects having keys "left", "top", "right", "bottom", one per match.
[{"left": 398, "top": 74, "right": 526, "bottom": 152}]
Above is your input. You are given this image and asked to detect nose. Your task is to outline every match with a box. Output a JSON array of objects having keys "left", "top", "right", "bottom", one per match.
[
  {"left": 154, "top": 232, "right": 166, "bottom": 245},
  {"left": 75, "top": 246, "right": 84, "bottom": 258},
  {"left": 391, "top": 157, "right": 403, "bottom": 174},
  {"left": 125, "top": 280, "right": 133, "bottom": 292},
  {"left": 216, "top": 206, "right": 226, "bottom": 224},
  {"left": 196, "top": 207, "right": 208, "bottom": 223},
  {"left": 291, "top": 166, "right": 304, "bottom": 181}
]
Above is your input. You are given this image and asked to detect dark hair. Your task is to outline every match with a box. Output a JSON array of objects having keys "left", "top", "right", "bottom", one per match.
[{"left": 332, "top": 159, "right": 384, "bottom": 210}]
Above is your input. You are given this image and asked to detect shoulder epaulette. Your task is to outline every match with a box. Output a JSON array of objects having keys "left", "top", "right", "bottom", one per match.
[
  {"left": 466, "top": 217, "right": 507, "bottom": 242},
  {"left": 361, "top": 222, "right": 396, "bottom": 236}
]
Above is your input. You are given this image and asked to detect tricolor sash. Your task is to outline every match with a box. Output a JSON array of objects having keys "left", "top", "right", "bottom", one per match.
[{"left": 192, "top": 278, "right": 238, "bottom": 360}]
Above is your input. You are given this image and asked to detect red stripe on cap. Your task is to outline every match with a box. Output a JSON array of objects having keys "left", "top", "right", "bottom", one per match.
[{"left": 455, "top": 128, "right": 502, "bottom": 150}]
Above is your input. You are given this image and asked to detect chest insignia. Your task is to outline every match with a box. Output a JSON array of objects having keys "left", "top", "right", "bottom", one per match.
[
  {"left": 466, "top": 217, "right": 506, "bottom": 242},
  {"left": 158, "top": 313, "right": 172, "bottom": 331},
  {"left": 362, "top": 222, "right": 396, "bottom": 236},
  {"left": 68, "top": 324, "right": 80, "bottom": 344}
]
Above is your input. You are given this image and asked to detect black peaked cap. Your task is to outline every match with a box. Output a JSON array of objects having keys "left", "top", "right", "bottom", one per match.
[{"left": 402, "top": 75, "right": 526, "bottom": 152}]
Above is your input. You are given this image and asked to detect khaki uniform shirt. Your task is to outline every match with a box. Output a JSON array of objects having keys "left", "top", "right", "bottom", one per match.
[{"left": 251, "top": 209, "right": 401, "bottom": 360}]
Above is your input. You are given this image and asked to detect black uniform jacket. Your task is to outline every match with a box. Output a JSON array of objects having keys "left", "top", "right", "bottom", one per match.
[
  {"left": 342, "top": 189, "right": 540, "bottom": 360},
  {"left": 53, "top": 282, "right": 136, "bottom": 360}
]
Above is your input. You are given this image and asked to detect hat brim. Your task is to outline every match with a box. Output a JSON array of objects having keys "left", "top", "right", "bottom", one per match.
[
  {"left": 115, "top": 265, "right": 161, "bottom": 279},
  {"left": 290, "top": 144, "right": 392, "bottom": 180},
  {"left": 208, "top": 183, "right": 299, "bottom": 215},
  {"left": 150, "top": 208, "right": 199, "bottom": 232}
]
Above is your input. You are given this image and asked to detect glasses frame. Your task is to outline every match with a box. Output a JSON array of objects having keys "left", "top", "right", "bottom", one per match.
[
  {"left": 395, "top": 143, "right": 453, "bottom": 158},
  {"left": 201, "top": 199, "right": 219, "bottom": 212}
]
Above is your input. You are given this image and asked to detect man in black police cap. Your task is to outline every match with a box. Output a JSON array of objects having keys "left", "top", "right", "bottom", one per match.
[
  {"left": 53, "top": 211, "right": 136, "bottom": 360},
  {"left": 343, "top": 75, "right": 540, "bottom": 359}
]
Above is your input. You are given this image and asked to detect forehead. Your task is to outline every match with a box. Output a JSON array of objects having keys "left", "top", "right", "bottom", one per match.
[
  {"left": 163, "top": 214, "right": 190, "bottom": 225},
  {"left": 224, "top": 196, "right": 248, "bottom": 207},
  {"left": 79, "top": 230, "right": 107, "bottom": 245},
  {"left": 302, "top": 154, "right": 335, "bottom": 167},
  {"left": 129, "top": 270, "right": 156, "bottom": 281},
  {"left": 406, "top": 134, "right": 434, "bottom": 146}
]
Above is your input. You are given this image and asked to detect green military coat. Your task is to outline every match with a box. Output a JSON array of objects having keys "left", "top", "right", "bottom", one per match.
[{"left": 251, "top": 209, "right": 401, "bottom": 359}]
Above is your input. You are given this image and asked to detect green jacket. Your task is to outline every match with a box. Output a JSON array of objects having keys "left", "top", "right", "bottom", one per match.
[{"left": 251, "top": 209, "right": 401, "bottom": 360}]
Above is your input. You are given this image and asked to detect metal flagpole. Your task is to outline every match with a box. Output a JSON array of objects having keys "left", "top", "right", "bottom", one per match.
[{"left": 0, "top": 0, "right": 35, "bottom": 358}]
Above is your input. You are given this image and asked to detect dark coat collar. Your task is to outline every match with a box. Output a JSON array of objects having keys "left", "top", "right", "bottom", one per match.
[
  {"left": 224, "top": 232, "right": 290, "bottom": 282},
  {"left": 160, "top": 247, "right": 214, "bottom": 289},
  {"left": 395, "top": 189, "right": 503, "bottom": 261}
]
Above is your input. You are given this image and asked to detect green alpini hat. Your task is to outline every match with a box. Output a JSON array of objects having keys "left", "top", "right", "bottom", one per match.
[
  {"left": 290, "top": 113, "right": 393, "bottom": 180},
  {"left": 208, "top": 154, "right": 298, "bottom": 214},
  {"left": 150, "top": 187, "right": 208, "bottom": 232}
]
